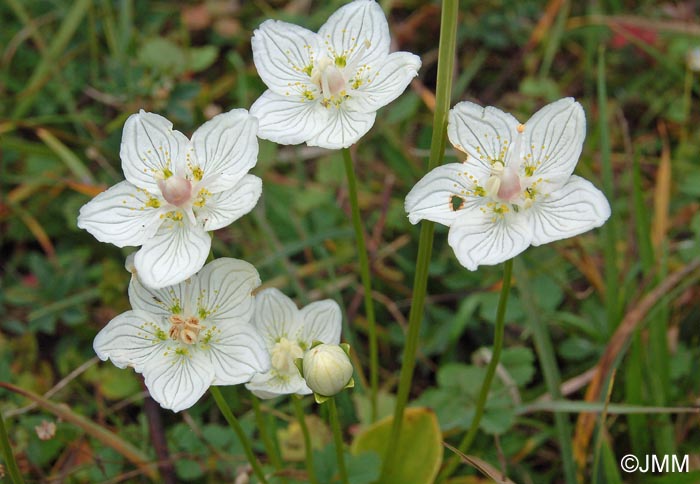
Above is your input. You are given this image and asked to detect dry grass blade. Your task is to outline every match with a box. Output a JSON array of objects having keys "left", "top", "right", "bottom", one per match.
[
  {"left": 0, "top": 382, "right": 159, "bottom": 481},
  {"left": 443, "top": 442, "right": 518, "bottom": 484},
  {"left": 573, "top": 259, "right": 700, "bottom": 470},
  {"left": 652, "top": 121, "right": 671, "bottom": 250}
]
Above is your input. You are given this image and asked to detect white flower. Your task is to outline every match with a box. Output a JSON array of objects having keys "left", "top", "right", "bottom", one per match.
[
  {"left": 245, "top": 288, "right": 342, "bottom": 399},
  {"left": 405, "top": 98, "right": 611, "bottom": 270},
  {"left": 78, "top": 109, "right": 262, "bottom": 289},
  {"left": 688, "top": 46, "right": 700, "bottom": 72},
  {"left": 93, "top": 258, "right": 270, "bottom": 412},
  {"left": 302, "top": 343, "right": 354, "bottom": 398},
  {"left": 249, "top": 0, "right": 421, "bottom": 149}
]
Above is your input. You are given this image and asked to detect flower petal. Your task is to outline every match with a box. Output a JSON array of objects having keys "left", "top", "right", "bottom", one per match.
[
  {"left": 448, "top": 101, "right": 520, "bottom": 181},
  {"left": 404, "top": 163, "right": 488, "bottom": 226},
  {"left": 196, "top": 175, "right": 262, "bottom": 232},
  {"left": 128, "top": 271, "right": 191, "bottom": 319},
  {"left": 250, "top": 90, "right": 328, "bottom": 145},
  {"left": 524, "top": 98, "right": 586, "bottom": 183},
  {"left": 206, "top": 322, "right": 270, "bottom": 385},
  {"left": 447, "top": 205, "right": 532, "bottom": 271},
  {"left": 120, "top": 110, "right": 190, "bottom": 193},
  {"left": 307, "top": 108, "right": 376, "bottom": 149},
  {"left": 77, "top": 181, "right": 163, "bottom": 247},
  {"left": 253, "top": 288, "right": 301, "bottom": 348},
  {"left": 299, "top": 300, "right": 342, "bottom": 347},
  {"left": 245, "top": 370, "right": 310, "bottom": 399},
  {"left": 143, "top": 347, "right": 214, "bottom": 412},
  {"left": 528, "top": 175, "right": 610, "bottom": 246},
  {"left": 348, "top": 51, "right": 421, "bottom": 113},
  {"left": 134, "top": 217, "right": 211, "bottom": 289},
  {"left": 93, "top": 310, "right": 171, "bottom": 371},
  {"left": 190, "top": 109, "right": 259, "bottom": 193},
  {"left": 193, "top": 258, "right": 261, "bottom": 326},
  {"left": 251, "top": 19, "right": 323, "bottom": 96},
  {"left": 318, "top": 0, "right": 390, "bottom": 69}
]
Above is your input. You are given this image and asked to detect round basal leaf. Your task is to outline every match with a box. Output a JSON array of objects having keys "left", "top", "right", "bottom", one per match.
[
  {"left": 98, "top": 366, "right": 141, "bottom": 400},
  {"left": 351, "top": 407, "right": 443, "bottom": 484}
]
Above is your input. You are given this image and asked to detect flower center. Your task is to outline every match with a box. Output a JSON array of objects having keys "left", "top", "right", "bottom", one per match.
[
  {"left": 168, "top": 315, "right": 202, "bottom": 345},
  {"left": 485, "top": 161, "right": 522, "bottom": 202},
  {"left": 311, "top": 57, "right": 347, "bottom": 106},
  {"left": 270, "top": 337, "right": 304, "bottom": 375},
  {"left": 158, "top": 176, "right": 192, "bottom": 206}
]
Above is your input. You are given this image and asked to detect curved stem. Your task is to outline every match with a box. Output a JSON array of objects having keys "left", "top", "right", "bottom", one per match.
[
  {"left": 328, "top": 397, "right": 349, "bottom": 484},
  {"left": 438, "top": 258, "right": 513, "bottom": 481},
  {"left": 0, "top": 411, "right": 25, "bottom": 484},
  {"left": 292, "top": 396, "right": 319, "bottom": 484},
  {"left": 380, "top": 0, "right": 458, "bottom": 479},
  {"left": 342, "top": 146, "right": 378, "bottom": 422},
  {"left": 252, "top": 396, "right": 286, "bottom": 483},
  {"left": 209, "top": 387, "right": 268, "bottom": 484}
]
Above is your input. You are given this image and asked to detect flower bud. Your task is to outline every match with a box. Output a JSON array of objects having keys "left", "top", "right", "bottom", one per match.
[{"left": 302, "top": 343, "right": 353, "bottom": 399}]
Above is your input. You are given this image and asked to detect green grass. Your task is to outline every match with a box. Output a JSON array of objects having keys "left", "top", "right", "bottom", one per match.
[{"left": 2, "top": 1, "right": 700, "bottom": 483}]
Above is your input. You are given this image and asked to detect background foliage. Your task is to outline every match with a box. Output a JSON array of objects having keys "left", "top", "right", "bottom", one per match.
[{"left": 1, "top": 0, "right": 699, "bottom": 483}]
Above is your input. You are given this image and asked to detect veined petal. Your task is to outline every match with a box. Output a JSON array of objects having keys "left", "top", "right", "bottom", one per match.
[
  {"left": 318, "top": 0, "right": 390, "bottom": 69},
  {"left": 143, "top": 347, "right": 214, "bottom": 412},
  {"left": 307, "top": 108, "right": 376, "bottom": 149},
  {"left": 348, "top": 51, "right": 421, "bottom": 113},
  {"left": 524, "top": 98, "right": 586, "bottom": 184},
  {"left": 253, "top": 288, "right": 300, "bottom": 348},
  {"left": 528, "top": 175, "right": 611, "bottom": 246},
  {"left": 448, "top": 102, "right": 520, "bottom": 181},
  {"left": 120, "top": 111, "right": 190, "bottom": 193},
  {"left": 193, "top": 258, "right": 261, "bottom": 326},
  {"left": 250, "top": 90, "right": 328, "bottom": 145},
  {"left": 93, "top": 310, "right": 171, "bottom": 371},
  {"left": 134, "top": 217, "right": 211, "bottom": 289},
  {"left": 245, "top": 370, "right": 310, "bottom": 399},
  {"left": 195, "top": 175, "right": 262, "bottom": 232},
  {"left": 77, "top": 181, "right": 163, "bottom": 247},
  {"left": 128, "top": 271, "right": 191, "bottom": 319},
  {"left": 299, "top": 300, "right": 342, "bottom": 347},
  {"left": 252, "top": 19, "right": 323, "bottom": 95},
  {"left": 204, "top": 322, "right": 270, "bottom": 385},
  {"left": 190, "top": 110, "right": 259, "bottom": 193},
  {"left": 447, "top": 205, "right": 532, "bottom": 271},
  {"left": 404, "top": 163, "right": 488, "bottom": 226}
]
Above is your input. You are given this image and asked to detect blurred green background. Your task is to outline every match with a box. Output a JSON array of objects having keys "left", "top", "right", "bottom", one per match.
[{"left": 1, "top": 0, "right": 700, "bottom": 483}]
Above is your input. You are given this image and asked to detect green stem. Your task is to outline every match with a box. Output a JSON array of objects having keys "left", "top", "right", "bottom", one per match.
[
  {"left": 209, "top": 387, "right": 268, "bottom": 484},
  {"left": 292, "top": 397, "right": 319, "bottom": 484},
  {"left": 0, "top": 411, "right": 25, "bottom": 484},
  {"left": 380, "top": 0, "right": 458, "bottom": 479},
  {"left": 328, "top": 397, "right": 349, "bottom": 484},
  {"left": 252, "top": 396, "right": 286, "bottom": 483},
  {"left": 438, "top": 258, "right": 513, "bottom": 481},
  {"left": 341, "top": 146, "right": 378, "bottom": 422}
]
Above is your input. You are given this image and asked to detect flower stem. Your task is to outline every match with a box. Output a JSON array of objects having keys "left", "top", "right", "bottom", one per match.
[
  {"left": 380, "top": 0, "right": 458, "bottom": 478},
  {"left": 209, "top": 387, "right": 268, "bottom": 484},
  {"left": 292, "top": 396, "right": 319, "bottom": 484},
  {"left": 328, "top": 397, "right": 349, "bottom": 484},
  {"left": 341, "top": 146, "right": 378, "bottom": 422},
  {"left": 438, "top": 258, "right": 513, "bottom": 481},
  {"left": 252, "top": 395, "right": 286, "bottom": 483},
  {"left": 0, "top": 411, "right": 25, "bottom": 484}
]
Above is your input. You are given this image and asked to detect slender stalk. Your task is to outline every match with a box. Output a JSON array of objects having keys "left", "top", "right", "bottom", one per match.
[
  {"left": 209, "top": 387, "right": 268, "bottom": 484},
  {"left": 252, "top": 396, "right": 286, "bottom": 483},
  {"left": 438, "top": 258, "right": 513, "bottom": 481},
  {"left": 341, "top": 147, "right": 379, "bottom": 422},
  {"left": 0, "top": 411, "right": 25, "bottom": 484},
  {"left": 380, "top": 0, "right": 458, "bottom": 479},
  {"left": 292, "top": 397, "right": 318, "bottom": 484},
  {"left": 328, "top": 398, "right": 349, "bottom": 484}
]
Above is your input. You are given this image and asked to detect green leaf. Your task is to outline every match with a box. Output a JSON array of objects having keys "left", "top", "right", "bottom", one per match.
[
  {"left": 347, "top": 451, "right": 381, "bottom": 484},
  {"left": 187, "top": 46, "right": 219, "bottom": 72},
  {"left": 351, "top": 407, "right": 442, "bottom": 484}
]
